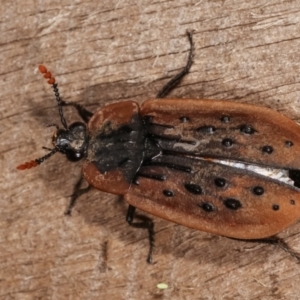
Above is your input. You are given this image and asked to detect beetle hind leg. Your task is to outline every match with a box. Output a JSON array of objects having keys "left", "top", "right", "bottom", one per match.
[
  {"left": 61, "top": 100, "right": 93, "bottom": 123},
  {"left": 156, "top": 30, "right": 194, "bottom": 99},
  {"left": 235, "top": 236, "right": 300, "bottom": 262},
  {"left": 260, "top": 236, "right": 300, "bottom": 262},
  {"left": 126, "top": 205, "right": 155, "bottom": 263}
]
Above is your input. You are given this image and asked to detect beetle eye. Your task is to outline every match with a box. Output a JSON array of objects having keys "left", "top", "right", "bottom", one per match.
[{"left": 66, "top": 150, "right": 84, "bottom": 162}]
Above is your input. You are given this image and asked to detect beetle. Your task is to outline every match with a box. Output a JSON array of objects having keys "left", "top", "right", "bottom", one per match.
[{"left": 18, "top": 31, "right": 300, "bottom": 263}]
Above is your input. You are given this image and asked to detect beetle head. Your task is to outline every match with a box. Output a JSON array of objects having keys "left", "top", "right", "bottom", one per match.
[
  {"left": 17, "top": 65, "right": 87, "bottom": 170},
  {"left": 52, "top": 122, "right": 87, "bottom": 162}
]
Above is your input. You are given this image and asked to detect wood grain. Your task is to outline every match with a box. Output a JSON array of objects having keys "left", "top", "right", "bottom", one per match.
[{"left": 2, "top": 0, "right": 300, "bottom": 299}]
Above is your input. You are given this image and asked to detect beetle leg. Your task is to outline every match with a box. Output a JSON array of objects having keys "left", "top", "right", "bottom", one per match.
[
  {"left": 233, "top": 236, "right": 300, "bottom": 262},
  {"left": 126, "top": 205, "right": 155, "bottom": 263},
  {"left": 61, "top": 100, "right": 93, "bottom": 123},
  {"left": 65, "top": 175, "right": 91, "bottom": 215},
  {"left": 258, "top": 236, "right": 300, "bottom": 262},
  {"left": 156, "top": 30, "right": 194, "bottom": 99}
]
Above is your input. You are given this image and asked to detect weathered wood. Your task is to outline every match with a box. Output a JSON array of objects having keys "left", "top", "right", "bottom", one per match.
[{"left": 2, "top": 1, "right": 300, "bottom": 299}]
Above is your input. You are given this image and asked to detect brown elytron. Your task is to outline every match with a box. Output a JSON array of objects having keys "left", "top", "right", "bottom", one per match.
[{"left": 82, "top": 99, "right": 300, "bottom": 239}]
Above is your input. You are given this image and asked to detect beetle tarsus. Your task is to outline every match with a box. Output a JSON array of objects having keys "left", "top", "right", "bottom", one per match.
[
  {"left": 260, "top": 236, "right": 300, "bottom": 262},
  {"left": 156, "top": 30, "right": 194, "bottom": 99},
  {"left": 61, "top": 100, "right": 93, "bottom": 123},
  {"left": 235, "top": 236, "right": 300, "bottom": 262},
  {"left": 126, "top": 205, "right": 155, "bottom": 263},
  {"left": 65, "top": 175, "right": 91, "bottom": 215}
]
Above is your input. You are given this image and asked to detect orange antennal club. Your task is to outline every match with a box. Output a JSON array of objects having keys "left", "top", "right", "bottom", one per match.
[
  {"left": 17, "top": 160, "right": 38, "bottom": 170},
  {"left": 38, "top": 65, "right": 56, "bottom": 84},
  {"left": 17, "top": 148, "right": 58, "bottom": 171}
]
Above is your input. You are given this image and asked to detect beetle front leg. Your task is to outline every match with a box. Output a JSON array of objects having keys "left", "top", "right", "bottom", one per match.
[
  {"left": 126, "top": 205, "right": 155, "bottom": 263},
  {"left": 61, "top": 100, "right": 93, "bottom": 123},
  {"left": 65, "top": 175, "right": 91, "bottom": 215}
]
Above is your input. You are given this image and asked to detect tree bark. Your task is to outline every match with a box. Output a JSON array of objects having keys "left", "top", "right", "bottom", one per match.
[{"left": 2, "top": 0, "right": 300, "bottom": 299}]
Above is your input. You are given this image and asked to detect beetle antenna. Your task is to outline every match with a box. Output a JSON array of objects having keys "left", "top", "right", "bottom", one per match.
[
  {"left": 46, "top": 123, "right": 59, "bottom": 130},
  {"left": 42, "top": 146, "right": 54, "bottom": 151},
  {"left": 17, "top": 148, "right": 59, "bottom": 170},
  {"left": 38, "top": 65, "right": 68, "bottom": 129}
]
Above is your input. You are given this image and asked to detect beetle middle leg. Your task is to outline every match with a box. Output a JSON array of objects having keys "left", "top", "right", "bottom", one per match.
[
  {"left": 156, "top": 30, "right": 194, "bottom": 99},
  {"left": 61, "top": 100, "right": 93, "bottom": 123},
  {"left": 65, "top": 175, "right": 91, "bottom": 215},
  {"left": 126, "top": 205, "right": 155, "bottom": 263},
  {"left": 124, "top": 32, "right": 194, "bottom": 263}
]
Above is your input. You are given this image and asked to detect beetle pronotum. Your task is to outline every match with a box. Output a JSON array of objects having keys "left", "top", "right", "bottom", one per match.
[{"left": 18, "top": 31, "right": 300, "bottom": 263}]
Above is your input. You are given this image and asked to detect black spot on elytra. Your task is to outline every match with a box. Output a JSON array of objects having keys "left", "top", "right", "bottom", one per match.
[
  {"left": 137, "top": 173, "right": 166, "bottom": 181},
  {"left": 180, "top": 116, "right": 190, "bottom": 123},
  {"left": 253, "top": 186, "right": 264, "bottom": 196},
  {"left": 144, "top": 161, "right": 192, "bottom": 173},
  {"left": 220, "top": 115, "right": 230, "bottom": 123},
  {"left": 198, "top": 202, "right": 214, "bottom": 212},
  {"left": 149, "top": 123, "right": 174, "bottom": 129},
  {"left": 290, "top": 199, "right": 295, "bottom": 205},
  {"left": 285, "top": 140, "right": 293, "bottom": 147},
  {"left": 147, "top": 132, "right": 196, "bottom": 145},
  {"left": 272, "top": 204, "right": 280, "bottom": 211},
  {"left": 222, "top": 138, "right": 233, "bottom": 147},
  {"left": 214, "top": 178, "right": 226, "bottom": 188},
  {"left": 185, "top": 183, "right": 202, "bottom": 194},
  {"left": 240, "top": 124, "right": 255, "bottom": 135},
  {"left": 197, "top": 125, "right": 216, "bottom": 134},
  {"left": 262, "top": 145, "right": 273, "bottom": 154},
  {"left": 289, "top": 169, "right": 300, "bottom": 188},
  {"left": 224, "top": 198, "right": 241, "bottom": 210},
  {"left": 163, "top": 190, "right": 174, "bottom": 197}
]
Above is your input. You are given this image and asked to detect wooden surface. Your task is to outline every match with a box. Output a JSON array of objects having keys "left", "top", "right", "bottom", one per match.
[{"left": 2, "top": 0, "right": 300, "bottom": 299}]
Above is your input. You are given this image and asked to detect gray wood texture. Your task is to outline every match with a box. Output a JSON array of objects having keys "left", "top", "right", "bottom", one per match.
[{"left": 2, "top": 1, "right": 300, "bottom": 299}]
